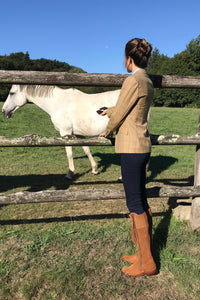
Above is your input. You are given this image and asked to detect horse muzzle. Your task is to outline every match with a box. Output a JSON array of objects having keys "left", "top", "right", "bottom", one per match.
[
  {"left": 2, "top": 105, "right": 19, "bottom": 118},
  {"left": 2, "top": 108, "right": 12, "bottom": 119}
]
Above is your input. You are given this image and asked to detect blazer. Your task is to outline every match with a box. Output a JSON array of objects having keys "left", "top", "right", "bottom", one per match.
[{"left": 105, "top": 69, "right": 154, "bottom": 153}]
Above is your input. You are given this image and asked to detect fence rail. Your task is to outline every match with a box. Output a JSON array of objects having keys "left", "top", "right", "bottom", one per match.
[
  {"left": 0, "top": 133, "right": 200, "bottom": 147},
  {"left": 0, "top": 70, "right": 200, "bottom": 88},
  {"left": 1, "top": 185, "right": 200, "bottom": 205}
]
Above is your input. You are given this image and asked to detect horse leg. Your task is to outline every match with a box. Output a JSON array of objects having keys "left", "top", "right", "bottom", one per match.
[
  {"left": 82, "top": 146, "right": 98, "bottom": 175},
  {"left": 64, "top": 146, "right": 75, "bottom": 180}
]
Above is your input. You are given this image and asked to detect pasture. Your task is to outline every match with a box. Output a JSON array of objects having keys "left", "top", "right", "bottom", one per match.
[{"left": 0, "top": 103, "right": 200, "bottom": 299}]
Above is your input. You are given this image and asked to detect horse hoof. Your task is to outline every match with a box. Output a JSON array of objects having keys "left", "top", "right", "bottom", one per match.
[
  {"left": 118, "top": 177, "right": 123, "bottom": 183},
  {"left": 65, "top": 175, "right": 73, "bottom": 180},
  {"left": 91, "top": 171, "right": 98, "bottom": 175},
  {"left": 65, "top": 170, "right": 74, "bottom": 180}
]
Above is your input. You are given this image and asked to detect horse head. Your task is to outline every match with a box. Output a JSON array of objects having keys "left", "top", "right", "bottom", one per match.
[{"left": 2, "top": 85, "right": 27, "bottom": 118}]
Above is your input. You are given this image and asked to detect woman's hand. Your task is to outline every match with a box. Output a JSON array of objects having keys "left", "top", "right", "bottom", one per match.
[
  {"left": 98, "top": 108, "right": 108, "bottom": 136},
  {"left": 100, "top": 109, "right": 108, "bottom": 116},
  {"left": 99, "top": 131, "right": 106, "bottom": 137}
]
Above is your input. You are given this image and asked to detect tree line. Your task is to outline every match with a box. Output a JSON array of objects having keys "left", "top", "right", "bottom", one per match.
[
  {"left": 0, "top": 52, "right": 110, "bottom": 101},
  {"left": 0, "top": 35, "right": 200, "bottom": 106},
  {"left": 147, "top": 35, "right": 200, "bottom": 107}
]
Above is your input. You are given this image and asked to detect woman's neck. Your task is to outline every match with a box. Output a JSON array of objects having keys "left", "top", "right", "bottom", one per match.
[
  {"left": 131, "top": 63, "right": 140, "bottom": 73},
  {"left": 132, "top": 67, "right": 141, "bottom": 74}
]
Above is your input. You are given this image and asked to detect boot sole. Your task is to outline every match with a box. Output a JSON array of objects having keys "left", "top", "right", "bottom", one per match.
[{"left": 122, "top": 268, "right": 158, "bottom": 277}]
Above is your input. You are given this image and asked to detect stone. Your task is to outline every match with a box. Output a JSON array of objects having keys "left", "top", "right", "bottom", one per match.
[
  {"left": 169, "top": 198, "right": 191, "bottom": 221},
  {"left": 190, "top": 197, "right": 200, "bottom": 230},
  {"left": 174, "top": 205, "right": 191, "bottom": 221}
]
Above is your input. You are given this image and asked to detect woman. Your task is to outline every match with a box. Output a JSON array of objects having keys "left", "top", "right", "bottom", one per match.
[{"left": 99, "top": 38, "right": 157, "bottom": 277}]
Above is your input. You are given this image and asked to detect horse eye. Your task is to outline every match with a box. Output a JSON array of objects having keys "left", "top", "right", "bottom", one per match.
[{"left": 10, "top": 92, "right": 15, "bottom": 96}]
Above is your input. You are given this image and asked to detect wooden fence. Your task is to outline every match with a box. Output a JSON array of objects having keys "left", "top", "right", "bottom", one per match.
[
  {"left": 1, "top": 70, "right": 200, "bottom": 88},
  {"left": 1, "top": 71, "right": 200, "bottom": 229}
]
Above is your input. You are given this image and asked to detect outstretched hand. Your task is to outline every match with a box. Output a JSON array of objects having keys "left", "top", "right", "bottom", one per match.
[
  {"left": 99, "top": 131, "right": 106, "bottom": 137},
  {"left": 100, "top": 109, "right": 108, "bottom": 116},
  {"left": 98, "top": 108, "right": 108, "bottom": 136}
]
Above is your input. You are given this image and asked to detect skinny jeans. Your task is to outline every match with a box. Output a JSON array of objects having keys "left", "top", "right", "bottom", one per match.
[{"left": 121, "top": 153, "right": 150, "bottom": 214}]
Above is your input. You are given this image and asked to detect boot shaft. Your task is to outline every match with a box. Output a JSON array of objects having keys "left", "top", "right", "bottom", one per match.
[
  {"left": 129, "top": 212, "right": 153, "bottom": 266},
  {"left": 129, "top": 208, "right": 152, "bottom": 243}
]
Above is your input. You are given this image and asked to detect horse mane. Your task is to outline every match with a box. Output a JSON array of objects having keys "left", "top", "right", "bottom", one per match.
[{"left": 19, "top": 85, "right": 56, "bottom": 98}]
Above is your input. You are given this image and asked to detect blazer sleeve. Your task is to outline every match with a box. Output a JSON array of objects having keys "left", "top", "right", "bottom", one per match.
[
  {"left": 106, "top": 106, "right": 115, "bottom": 118},
  {"left": 105, "top": 77, "right": 139, "bottom": 137}
]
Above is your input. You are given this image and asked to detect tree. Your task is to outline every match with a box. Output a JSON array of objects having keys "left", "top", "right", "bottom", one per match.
[
  {"left": 147, "top": 36, "right": 200, "bottom": 107},
  {"left": 0, "top": 52, "right": 87, "bottom": 101},
  {"left": 186, "top": 35, "right": 200, "bottom": 54}
]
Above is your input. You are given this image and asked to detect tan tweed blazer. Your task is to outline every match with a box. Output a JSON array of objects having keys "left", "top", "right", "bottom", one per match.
[{"left": 105, "top": 69, "right": 154, "bottom": 153}]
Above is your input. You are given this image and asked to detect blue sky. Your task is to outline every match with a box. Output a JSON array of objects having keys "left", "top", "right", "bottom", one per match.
[{"left": 0, "top": 0, "right": 200, "bottom": 74}]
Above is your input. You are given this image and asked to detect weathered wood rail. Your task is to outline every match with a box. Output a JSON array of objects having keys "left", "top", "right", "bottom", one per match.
[
  {"left": 1, "top": 186, "right": 200, "bottom": 205},
  {"left": 0, "top": 70, "right": 200, "bottom": 88},
  {"left": 0, "top": 133, "right": 200, "bottom": 147},
  {"left": 1, "top": 70, "right": 200, "bottom": 229}
]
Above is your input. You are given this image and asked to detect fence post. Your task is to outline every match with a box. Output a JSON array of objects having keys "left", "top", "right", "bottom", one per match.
[{"left": 190, "top": 114, "right": 200, "bottom": 229}]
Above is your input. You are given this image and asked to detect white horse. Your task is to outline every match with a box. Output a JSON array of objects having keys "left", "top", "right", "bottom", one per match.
[
  {"left": 2, "top": 85, "right": 151, "bottom": 180},
  {"left": 2, "top": 85, "right": 121, "bottom": 179}
]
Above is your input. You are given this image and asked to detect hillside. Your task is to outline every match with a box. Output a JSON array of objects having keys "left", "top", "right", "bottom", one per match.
[{"left": 0, "top": 51, "right": 86, "bottom": 101}]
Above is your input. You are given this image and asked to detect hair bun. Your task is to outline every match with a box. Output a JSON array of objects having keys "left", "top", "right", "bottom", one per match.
[
  {"left": 139, "top": 39, "right": 151, "bottom": 56},
  {"left": 125, "top": 38, "right": 152, "bottom": 68}
]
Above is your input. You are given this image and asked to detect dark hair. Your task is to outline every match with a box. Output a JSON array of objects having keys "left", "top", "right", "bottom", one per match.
[{"left": 125, "top": 38, "right": 152, "bottom": 68}]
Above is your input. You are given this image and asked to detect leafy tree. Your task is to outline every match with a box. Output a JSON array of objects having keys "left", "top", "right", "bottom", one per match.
[
  {"left": 0, "top": 51, "right": 115, "bottom": 101},
  {"left": 186, "top": 35, "right": 200, "bottom": 54},
  {"left": 148, "top": 48, "right": 172, "bottom": 75},
  {"left": 0, "top": 52, "right": 86, "bottom": 101},
  {"left": 147, "top": 36, "right": 200, "bottom": 107}
]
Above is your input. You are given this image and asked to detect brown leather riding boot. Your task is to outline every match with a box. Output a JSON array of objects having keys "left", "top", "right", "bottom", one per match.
[
  {"left": 121, "top": 212, "right": 157, "bottom": 277},
  {"left": 122, "top": 208, "right": 152, "bottom": 264}
]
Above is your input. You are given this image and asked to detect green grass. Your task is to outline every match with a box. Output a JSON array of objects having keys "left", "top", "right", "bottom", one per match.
[{"left": 0, "top": 104, "right": 200, "bottom": 299}]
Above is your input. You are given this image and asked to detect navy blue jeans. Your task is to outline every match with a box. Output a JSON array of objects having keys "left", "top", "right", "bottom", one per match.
[{"left": 121, "top": 153, "right": 150, "bottom": 214}]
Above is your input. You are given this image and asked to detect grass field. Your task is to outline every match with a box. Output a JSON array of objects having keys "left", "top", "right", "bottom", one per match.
[{"left": 0, "top": 103, "right": 200, "bottom": 299}]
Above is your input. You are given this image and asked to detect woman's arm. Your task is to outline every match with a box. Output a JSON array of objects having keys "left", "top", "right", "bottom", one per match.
[{"left": 104, "top": 77, "right": 139, "bottom": 137}]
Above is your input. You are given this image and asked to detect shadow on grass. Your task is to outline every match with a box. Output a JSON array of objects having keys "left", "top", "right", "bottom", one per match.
[
  {"left": 93, "top": 152, "right": 121, "bottom": 173},
  {"left": 0, "top": 173, "right": 122, "bottom": 193},
  {"left": 0, "top": 173, "right": 193, "bottom": 194},
  {"left": 152, "top": 176, "right": 194, "bottom": 187},
  {"left": 147, "top": 155, "right": 178, "bottom": 183},
  {"left": 152, "top": 206, "right": 172, "bottom": 272},
  {"left": 0, "top": 154, "right": 180, "bottom": 193},
  {"left": 94, "top": 153, "right": 178, "bottom": 179},
  {"left": 0, "top": 211, "right": 165, "bottom": 226},
  {"left": 0, "top": 174, "right": 71, "bottom": 193}
]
